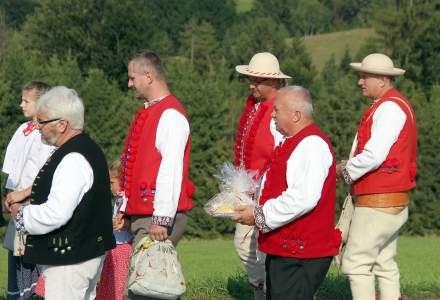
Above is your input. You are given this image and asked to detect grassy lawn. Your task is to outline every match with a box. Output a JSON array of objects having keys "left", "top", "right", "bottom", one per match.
[
  {"left": 302, "top": 28, "right": 378, "bottom": 71},
  {"left": 235, "top": 0, "right": 254, "bottom": 14},
  {"left": 0, "top": 236, "right": 439, "bottom": 299}
]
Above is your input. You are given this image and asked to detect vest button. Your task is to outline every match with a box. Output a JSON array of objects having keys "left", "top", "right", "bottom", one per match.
[
  {"left": 291, "top": 250, "right": 296, "bottom": 254},
  {"left": 54, "top": 248, "right": 58, "bottom": 252},
  {"left": 61, "top": 249, "right": 65, "bottom": 254},
  {"left": 67, "top": 246, "right": 72, "bottom": 251},
  {"left": 299, "top": 245, "right": 304, "bottom": 250}
]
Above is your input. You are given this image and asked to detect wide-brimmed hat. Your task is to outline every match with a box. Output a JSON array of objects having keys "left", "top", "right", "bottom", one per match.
[
  {"left": 350, "top": 53, "right": 405, "bottom": 76},
  {"left": 235, "top": 52, "right": 291, "bottom": 79}
]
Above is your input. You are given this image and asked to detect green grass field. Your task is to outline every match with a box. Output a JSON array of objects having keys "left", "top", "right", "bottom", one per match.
[
  {"left": 235, "top": 0, "right": 255, "bottom": 14},
  {"left": 3, "top": 237, "right": 437, "bottom": 299},
  {"left": 302, "top": 28, "right": 378, "bottom": 71}
]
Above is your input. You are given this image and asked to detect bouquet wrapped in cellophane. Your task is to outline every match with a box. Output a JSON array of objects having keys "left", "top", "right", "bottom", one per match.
[{"left": 204, "top": 163, "right": 258, "bottom": 218}]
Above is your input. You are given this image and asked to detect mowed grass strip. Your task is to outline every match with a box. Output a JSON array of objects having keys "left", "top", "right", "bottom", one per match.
[
  {"left": 235, "top": 0, "right": 255, "bottom": 14},
  {"left": 0, "top": 236, "right": 439, "bottom": 299},
  {"left": 302, "top": 28, "right": 378, "bottom": 71}
]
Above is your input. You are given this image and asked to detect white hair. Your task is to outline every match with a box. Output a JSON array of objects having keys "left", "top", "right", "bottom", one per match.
[
  {"left": 37, "top": 86, "right": 84, "bottom": 130},
  {"left": 278, "top": 85, "right": 313, "bottom": 117}
]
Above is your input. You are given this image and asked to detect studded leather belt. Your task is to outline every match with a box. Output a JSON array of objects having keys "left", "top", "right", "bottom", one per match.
[{"left": 354, "top": 192, "right": 409, "bottom": 208}]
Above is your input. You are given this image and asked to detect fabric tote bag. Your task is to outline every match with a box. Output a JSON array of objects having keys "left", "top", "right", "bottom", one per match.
[
  {"left": 126, "top": 236, "right": 186, "bottom": 299},
  {"left": 334, "top": 193, "right": 354, "bottom": 267}
]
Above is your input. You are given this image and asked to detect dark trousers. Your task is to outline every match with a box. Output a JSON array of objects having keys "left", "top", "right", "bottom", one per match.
[
  {"left": 129, "top": 212, "right": 188, "bottom": 248},
  {"left": 265, "top": 254, "right": 332, "bottom": 300}
]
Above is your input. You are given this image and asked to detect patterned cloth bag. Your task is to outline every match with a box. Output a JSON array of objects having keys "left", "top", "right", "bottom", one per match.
[
  {"left": 126, "top": 236, "right": 186, "bottom": 299},
  {"left": 334, "top": 193, "right": 354, "bottom": 267}
]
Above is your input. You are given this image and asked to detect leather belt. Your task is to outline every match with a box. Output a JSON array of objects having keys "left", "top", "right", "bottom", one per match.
[{"left": 354, "top": 192, "right": 409, "bottom": 208}]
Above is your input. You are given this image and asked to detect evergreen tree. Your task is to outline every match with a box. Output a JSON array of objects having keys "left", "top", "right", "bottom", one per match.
[
  {"left": 179, "top": 19, "right": 220, "bottom": 73},
  {"left": 22, "top": 0, "right": 171, "bottom": 81},
  {"left": 371, "top": 0, "right": 437, "bottom": 88}
]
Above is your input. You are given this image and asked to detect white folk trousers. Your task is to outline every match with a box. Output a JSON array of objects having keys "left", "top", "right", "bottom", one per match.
[
  {"left": 342, "top": 207, "right": 408, "bottom": 300},
  {"left": 42, "top": 255, "right": 105, "bottom": 300},
  {"left": 234, "top": 223, "right": 266, "bottom": 300}
]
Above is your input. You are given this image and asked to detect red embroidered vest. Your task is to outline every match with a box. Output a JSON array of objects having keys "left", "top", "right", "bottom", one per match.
[
  {"left": 121, "top": 95, "right": 194, "bottom": 215},
  {"left": 353, "top": 88, "right": 417, "bottom": 195},
  {"left": 234, "top": 95, "right": 275, "bottom": 177},
  {"left": 258, "top": 124, "right": 341, "bottom": 258}
]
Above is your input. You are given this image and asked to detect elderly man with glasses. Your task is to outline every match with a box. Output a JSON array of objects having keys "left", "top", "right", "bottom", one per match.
[
  {"left": 9, "top": 86, "right": 115, "bottom": 300},
  {"left": 233, "top": 52, "right": 289, "bottom": 300}
]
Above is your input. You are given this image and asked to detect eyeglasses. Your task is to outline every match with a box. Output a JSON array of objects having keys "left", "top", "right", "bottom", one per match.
[
  {"left": 36, "top": 118, "right": 60, "bottom": 125},
  {"left": 247, "top": 77, "right": 271, "bottom": 85}
]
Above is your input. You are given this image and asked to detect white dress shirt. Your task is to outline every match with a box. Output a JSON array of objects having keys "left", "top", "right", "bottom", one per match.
[
  {"left": 260, "top": 135, "right": 333, "bottom": 230},
  {"left": 153, "top": 109, "right": 190, "bottom": 219},
  {"left": 3, "top": 122, "right": 54, "bottom": 191},
  {"left": 23, "top": 153, "right": 93, "bottom": 235},
  {"left": 346, "top": 101, "right": 406, "bottom": 181}
]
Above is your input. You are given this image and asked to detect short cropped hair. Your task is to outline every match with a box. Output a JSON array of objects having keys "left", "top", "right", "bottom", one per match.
[
  {"left": 278, "top": 85, "right": 314, "bottom": 117},
  {"left": 109, "top": 158, "right": 121, "bottom": 178},
  {"left": 37, "top": 86, "right": 85, "bottom": 130},
  {"left": 128, "top": 50, "right": 166, "bottom": 81},
  {"left": 22, "top": 81, "right": 51, "bottom": 98}
]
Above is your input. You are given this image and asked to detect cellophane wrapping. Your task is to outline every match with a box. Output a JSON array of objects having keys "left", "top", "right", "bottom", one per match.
[{"left": 204, "top": 162, "right": 258, "bottom": 217}]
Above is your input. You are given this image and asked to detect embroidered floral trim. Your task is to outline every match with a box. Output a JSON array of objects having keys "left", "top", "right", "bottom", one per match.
[
  {"left": 342, "top": 167, "right": 354, "bottom": 185},
  {"left": 152, "top": 215, "right": 173, "bottom": 227},
  {"left": 234, "top": 96, "right": 256, "bottom": 166},
  {"left": 234, "top": 96, "right": 270, "bottom": 171},
  {"left": 254, "top": 205, "right": 271, "bottom": 233},
  {"left": 15, "top": 206, "right": 27, "bottom": 235}
]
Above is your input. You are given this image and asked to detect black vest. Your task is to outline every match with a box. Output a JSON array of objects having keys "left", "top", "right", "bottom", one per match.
[{"left": 24, "top": 133, "right": 115, "bottom": 265}]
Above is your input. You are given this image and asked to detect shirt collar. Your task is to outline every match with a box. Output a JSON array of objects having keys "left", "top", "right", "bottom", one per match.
[{"left": 144, "top": 95, "right": 168, "bottom": 108}]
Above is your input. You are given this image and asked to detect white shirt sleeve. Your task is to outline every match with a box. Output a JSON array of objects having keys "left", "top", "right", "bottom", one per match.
[
  {"left": 3, "top": 123, "right": 55, "bottom": 191},
  {"left": 154, "top": 109, "right": 190, "bottom": 218},
  {"left": 262, "top": 136, "right": 333, "bottom": 230},
  {"left": 345, "top": 101, "right": 406, "bottom": 181},
  {"left": 23, "top": 153, "right": 94, "bottom": 235},
  {"left": 270, "top": 118, "right": 285, "bottom": 147},
  {"left": 2, "top": 123, "right": 27, "bottom": 176}
]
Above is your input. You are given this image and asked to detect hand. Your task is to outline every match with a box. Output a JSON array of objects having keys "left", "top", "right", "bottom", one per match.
[
  {"left": 149, "top": 224, "right": 168, "bottom": 241},
  {"left": 232, "top": 205, "right": 255, "bottom": 226},
  {"left": 2, "top": 198, "right": 11, "bottom": 213},
  {"left": 6, "top": 190, "right": 27, "bottom": 206},
  {"left": 336, "top": 160, "right": 347, "bottom": 179},
  {"left": 10, "top": 203, "right": 23, "bottom": 221}
]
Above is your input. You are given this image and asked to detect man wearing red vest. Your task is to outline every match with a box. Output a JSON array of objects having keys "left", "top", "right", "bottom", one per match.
[
  {"left": 234, "top": 52, "right": 288, "bottom": 300},
  {"left": 234, "top": 86, "right": 341, "bottom": 300},
  {"left": 120, "top": 50, "right": 194, "bottom": 254},
  {"left": 337, "top": 53, "right": 417, "bottom": 300}
]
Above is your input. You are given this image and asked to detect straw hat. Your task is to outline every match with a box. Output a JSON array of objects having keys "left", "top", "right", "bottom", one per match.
[
  {"left": 350, "top": 53, "right": 405, "bottom": 76},
  {"left": 235, "top": 52, "right": 291, "bottom": 79}
]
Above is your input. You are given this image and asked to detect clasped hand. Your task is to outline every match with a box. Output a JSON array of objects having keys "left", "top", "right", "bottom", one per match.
[
  {"left": 3, "top": 190, "right": 27, "bottom": 213},
  {"left": 231, "top": 204, "right": 255, "bottom": 226}
]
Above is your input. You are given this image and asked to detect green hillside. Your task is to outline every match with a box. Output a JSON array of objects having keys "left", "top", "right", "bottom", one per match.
[
  {"left": 303, "top": 28, "right": 378, "bottom": 71},
  {"left": 235, "top": 0, "right": 254, "bottom": 13}
]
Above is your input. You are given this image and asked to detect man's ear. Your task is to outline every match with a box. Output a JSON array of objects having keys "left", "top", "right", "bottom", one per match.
[
  {"left": 292, "top": 110, "right": 301, "bottom": 123},
  {"left": 144, "top": 70, "right": 153, "bottom": 84},
  {"left": 58, "top": 119, "right": 69, "bottom": 133}
]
